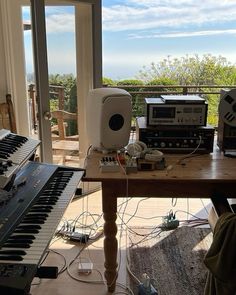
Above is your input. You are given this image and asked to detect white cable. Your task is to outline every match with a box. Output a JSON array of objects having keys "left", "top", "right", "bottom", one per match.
[{"left": 166, "top": 135, "right": 202, "bottom": 175}]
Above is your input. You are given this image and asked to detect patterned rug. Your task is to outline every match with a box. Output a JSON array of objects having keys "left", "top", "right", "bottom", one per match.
[{"left": 128, "top": 226, "right": 213, "bottom": 295}]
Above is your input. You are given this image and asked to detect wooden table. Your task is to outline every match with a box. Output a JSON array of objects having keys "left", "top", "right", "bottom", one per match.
[{"left": 83, "top": 148, "right": 236, "bottom": 292}]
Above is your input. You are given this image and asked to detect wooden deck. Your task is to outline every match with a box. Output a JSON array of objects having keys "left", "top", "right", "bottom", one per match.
[{"left": 52, "top": 139, "right": 80, "bottom": 166}]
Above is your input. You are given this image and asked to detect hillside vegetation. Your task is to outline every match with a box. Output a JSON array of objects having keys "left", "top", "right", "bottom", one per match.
[{"left": 49, "top": 54, "right": 236, "bottom": 126}]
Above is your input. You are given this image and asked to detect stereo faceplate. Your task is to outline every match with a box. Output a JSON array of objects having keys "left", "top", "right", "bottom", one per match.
[
  {"left": 136, "top": 117, "right": 215, "bottom": 153},
  {"left": 145, "top": 96, "right": 208, "bottom": 126}
]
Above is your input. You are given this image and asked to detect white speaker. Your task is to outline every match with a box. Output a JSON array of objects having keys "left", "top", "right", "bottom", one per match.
[{"left": 86, "top": 87, "right": 132, "bottom": 152}]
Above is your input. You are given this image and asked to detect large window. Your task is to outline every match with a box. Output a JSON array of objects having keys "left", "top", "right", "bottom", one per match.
[{"left": 1, "top": 0, "right": 102, "bottom": 163}]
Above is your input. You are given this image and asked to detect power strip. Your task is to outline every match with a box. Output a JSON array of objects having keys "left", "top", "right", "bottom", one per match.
[
  {"left": 138, "top": 283, "right": 158, "bottom": 295},
  {"left": 100, "top": 156, "right": 120, "bottom": 172},
  {"left": 138, "top": 273, "right": 158, "bottom": 295},
  {"left": 78, "top": 262, "right": 93, "bottom": 274},
  {"left": 160, "top": 212, "right": 179, "bottom": 230}
]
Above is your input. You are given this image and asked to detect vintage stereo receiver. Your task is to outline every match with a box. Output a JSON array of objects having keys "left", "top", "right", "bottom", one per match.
[
  {"left": 145, "top": 95, "right": 208, "bottom": 126},
  {"left": 136, "top": 117, "right": 215, "bottom": 153}
]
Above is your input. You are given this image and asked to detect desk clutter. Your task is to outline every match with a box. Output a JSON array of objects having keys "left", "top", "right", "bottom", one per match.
[
  {"left": 99, "top": 91, "right": 236, "bottom": 173},
  {"left": 99, "top": 94, "right": 214, "bottom": 173},
  {"left": 99, "top": 144, "right": 166, "bottom": 173}
]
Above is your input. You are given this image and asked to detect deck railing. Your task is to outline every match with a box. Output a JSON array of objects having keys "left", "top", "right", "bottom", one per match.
[
  {"left": 28, "top": 84, "right": 78, "bottom": 139},
  {"left": 28, "top": 84, "right": 236, "bottom": 132},
  {"left": 107, "top": 84, "right": 236, "bottom": 95}
]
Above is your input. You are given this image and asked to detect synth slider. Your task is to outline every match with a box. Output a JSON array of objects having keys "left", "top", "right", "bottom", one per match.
[
  {"left": 0, "top": 129, "right": 40, "bottom": 189},
  {"left": 0, "top": 161, "right": 84, "bottom": 295}
]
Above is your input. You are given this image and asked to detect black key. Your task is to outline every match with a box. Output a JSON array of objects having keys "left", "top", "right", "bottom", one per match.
[
  {"left": 21, "top": 219, "right": 45, "bottom": 224},
  {"left": 16, "top": 225, "right": 41, "bottom": 230},
  {"left": 7, "top": 239, "right": 33, "bottom": 245},
  {"left": 8, "top": 235, "right": 35, "bottom": 240},
  {"left": 14, "top": 228, "right": 39, "bottom": 234},
  {"left": 3, "top": 243, "right": 31, "bottom": 249},
  {"left": 0, "top": 250, "right": 26, "bottom": 256},
  {"left": 0, "top": 255, "right": 23, "bottom": 261}
]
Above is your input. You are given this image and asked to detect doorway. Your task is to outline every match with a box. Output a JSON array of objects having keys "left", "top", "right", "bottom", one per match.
[{"left": 2, "top": 0, "right": 102, "bottom": 164}]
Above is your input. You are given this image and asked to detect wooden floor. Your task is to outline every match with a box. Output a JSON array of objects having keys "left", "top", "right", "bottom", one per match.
[{"left": 30, "top": 188, "right": 211, "bottom": 295}]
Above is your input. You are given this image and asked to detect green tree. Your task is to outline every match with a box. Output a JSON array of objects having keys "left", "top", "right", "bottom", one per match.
[
  {"left": 146, "top": 77, "right": 178, "bottom": 97},
  {"left": 48, "top": 74, "right": 77, "bottom": 136},
  {"left": 138, "top": 54, "right": 236, "bottom": 125},
  {"left": 103, "top": 77, "right": 116, "bottom": 86},
  {"left": 138, "top": 54, "right": 236, "bottom": 86},
  {"left": 49, "top": 74, "right": 76, "bottom": 104},
  {"left": 117, "top": 79, "right": 144, "bottom": 117}
]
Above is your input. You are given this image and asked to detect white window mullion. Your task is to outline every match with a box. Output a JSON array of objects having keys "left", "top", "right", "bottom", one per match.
[{"left": 75, "top": 0, "right": 102, "bottom": 160}]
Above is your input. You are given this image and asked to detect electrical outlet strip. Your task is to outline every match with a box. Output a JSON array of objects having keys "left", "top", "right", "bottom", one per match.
[
  {"left": 69, "top": 232, "right": 89, "bottom": 243},
  {"left": 78, "top": 262, "right": 93, "bottom": 274},
  {"left": 138, "top": 283, "right": 158, "bottom": 295}
]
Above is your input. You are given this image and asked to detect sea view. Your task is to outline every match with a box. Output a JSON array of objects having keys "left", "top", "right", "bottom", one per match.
[{"left": 23, "top": 0, "right": 236, "bottom": 81}]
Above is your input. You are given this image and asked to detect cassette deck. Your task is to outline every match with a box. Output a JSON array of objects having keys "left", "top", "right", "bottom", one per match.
[{"left": 145, "top": 95, "right": 208, "bottom": 126}]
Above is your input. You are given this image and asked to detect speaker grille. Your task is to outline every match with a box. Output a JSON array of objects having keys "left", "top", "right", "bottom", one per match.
[{"left": 109, "top": 114, "right": 124, "bottom": 131}]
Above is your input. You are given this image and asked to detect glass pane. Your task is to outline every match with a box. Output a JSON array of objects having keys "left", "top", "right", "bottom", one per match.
[{"left": 22, "top": 5, "right": 79, "bottom": 167}]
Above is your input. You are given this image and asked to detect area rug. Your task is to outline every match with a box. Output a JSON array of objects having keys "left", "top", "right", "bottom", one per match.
[{"left": 128, "top": 226, "right": 213, "bottom": 295}]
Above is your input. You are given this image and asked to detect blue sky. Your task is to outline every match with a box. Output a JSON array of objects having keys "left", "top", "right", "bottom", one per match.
[{"left": 23, "top": 0, "right": 236, "bottom": 80}]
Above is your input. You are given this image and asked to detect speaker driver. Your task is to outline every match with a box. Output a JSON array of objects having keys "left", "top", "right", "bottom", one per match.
[{"left": 109, "top": 114, "right": 124, "bottom": 131}]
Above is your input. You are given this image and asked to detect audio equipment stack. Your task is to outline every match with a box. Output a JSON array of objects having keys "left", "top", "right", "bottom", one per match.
[{"left": 137, "top": 95, "right": 215, "bottom": 154}]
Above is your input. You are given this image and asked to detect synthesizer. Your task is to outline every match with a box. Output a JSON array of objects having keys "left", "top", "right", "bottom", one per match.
[
  {"left": 0, "top": 129, "right": 40, "bottom": 188},
  {"left": 0, "top": 161, "right": 84, "bottom": 295}
]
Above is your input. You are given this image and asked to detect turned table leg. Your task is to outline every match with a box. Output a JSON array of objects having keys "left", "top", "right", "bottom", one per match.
[{"left": 102, "top": 183, "right": 118, "bottom": 292}]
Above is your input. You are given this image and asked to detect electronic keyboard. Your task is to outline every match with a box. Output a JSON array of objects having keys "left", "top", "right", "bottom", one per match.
[
  {"left": 0, "top": 161, "right": 84, "bottom": 295},
  {"left": 0, "top": 129, "right": 40, "bottom": 188}
]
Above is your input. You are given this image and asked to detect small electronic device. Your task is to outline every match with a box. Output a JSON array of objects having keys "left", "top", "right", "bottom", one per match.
[
  {"left": 145, "top": 95, "right": 208, "bottom": 126},
  {"left": 217, "top": 88, "right": 236, "bottom": 154},
  {"left": 136, "top": 117, "right": 214, "bottom": 154},
  {"left": 78, "top": 262, "right": 93, "bottom": 274},
  {"left": 99, "top": 156, "right": 120, "bottom": 172}
]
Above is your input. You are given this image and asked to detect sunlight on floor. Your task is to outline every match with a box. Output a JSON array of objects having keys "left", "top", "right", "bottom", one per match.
[{"left": 31, "top": 189, "right": 212, "bottom": 295}]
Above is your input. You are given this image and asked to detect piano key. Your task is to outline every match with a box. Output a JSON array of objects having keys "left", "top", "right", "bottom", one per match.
[
  {"left": 0, "top": 255, "right": 23, "bottom": 261},
  {"left": 0, "top": 137, "right": 40, "bottom": 164},
  {"left": 0, "top": 250, "right": 26, "bottom": 256},
  {"left": 7, "top": 235, "right": 35, "bottom": 240},
  {"left": 0, "top": 131, "right": 40, "bottom": 188}
]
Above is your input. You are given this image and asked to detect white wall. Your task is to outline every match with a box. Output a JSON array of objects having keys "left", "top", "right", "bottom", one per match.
[
  {"left": 0, "top": 3, "right": 8, "bottom": 102},
  {"left": 0, "top": 0, "right": 30, "bottom": 135}
]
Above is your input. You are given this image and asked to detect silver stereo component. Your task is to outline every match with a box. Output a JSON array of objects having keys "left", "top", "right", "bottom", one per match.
[
  {"left": 136, "top": 117, "right": 215, "bottom": 154},
  {"left": 145, "top": 95, "right": 208, "bottom": 126}
]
